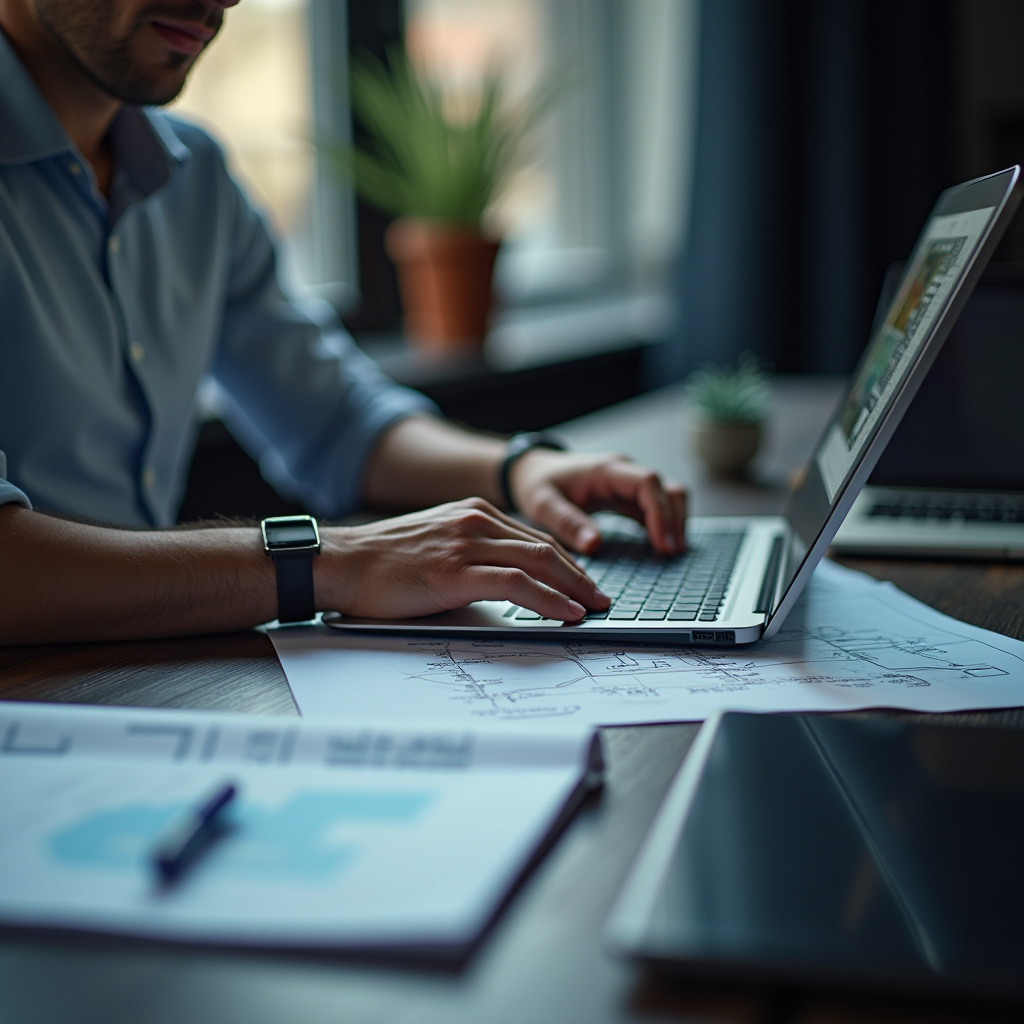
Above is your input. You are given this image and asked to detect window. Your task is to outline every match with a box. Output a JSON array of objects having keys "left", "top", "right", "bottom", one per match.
[
  {"left": 171, "top": 0, "right": 698, "bottom": 320},
  {"left": 405, "top": 0, "right": 699, "bottom": 302},
  {"left": 169, "top": 0, "right": 355, "bottom": 302}
]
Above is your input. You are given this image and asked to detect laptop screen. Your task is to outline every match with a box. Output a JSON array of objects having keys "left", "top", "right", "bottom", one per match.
[
  {"left": 764, "top": 167, "right": 1021, "bottom": 636},
  {"left": 815, "top": 207, "right": 996, "bottom": 503}
]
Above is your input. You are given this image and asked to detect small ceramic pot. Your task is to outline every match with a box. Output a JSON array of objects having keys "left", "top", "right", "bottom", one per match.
[
  {"left": 384, "top": 218, "right": 501, "bottom": 353},
  {"left": 692, "top": 419, "right": 762, "bottom": 476}
]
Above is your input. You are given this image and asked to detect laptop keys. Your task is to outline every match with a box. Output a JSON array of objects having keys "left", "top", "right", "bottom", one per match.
[
  {"left": 507, "top": 529, "right": 746, "bottom": 625},
  {"left": 667, "top": 609, "right": 698, "bottom": 621},
  {"left": 868, "top": 493, "right": 1024, "bottom": 522}
]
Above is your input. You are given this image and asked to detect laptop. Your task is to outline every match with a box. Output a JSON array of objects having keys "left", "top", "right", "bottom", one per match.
[
  {"left": 324, "top": 167, "right": 1023, "bottom": 645},
  {"left": 831, "top": 263, "right": 1024, "bottom": 559}
]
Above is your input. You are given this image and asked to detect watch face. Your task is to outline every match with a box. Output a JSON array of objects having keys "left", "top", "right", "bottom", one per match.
[{"left": 262, "top": 517, "right": 319, "bottom": 549}]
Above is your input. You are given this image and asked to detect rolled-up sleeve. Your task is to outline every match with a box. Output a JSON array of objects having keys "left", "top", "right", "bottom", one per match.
[
  {"left": 210, "top": 182, "right": 438, "bottom": 519},
  {"left": 0, "top": 451, "right": 31, "bottom": 510}
]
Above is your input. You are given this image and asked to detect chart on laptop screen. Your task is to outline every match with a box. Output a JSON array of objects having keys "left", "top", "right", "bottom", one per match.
[{"left": 816, "top": 206, "right": 995, "bottom": 501}]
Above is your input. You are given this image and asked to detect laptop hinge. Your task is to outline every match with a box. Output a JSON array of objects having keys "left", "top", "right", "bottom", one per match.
[{"left": 754, "top": 535, "right": 785, "bottom": 615}]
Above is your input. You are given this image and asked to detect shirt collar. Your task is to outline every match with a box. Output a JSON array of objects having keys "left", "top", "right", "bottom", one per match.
[
  {"left": 0, "top": 27, "right": 190, "bottom": 197},
  {"left": 0, "top": 27, "right": 69, "bottom": 163},
  {"left": 110, "top": 107, "right": 190, "bottom": 200}
]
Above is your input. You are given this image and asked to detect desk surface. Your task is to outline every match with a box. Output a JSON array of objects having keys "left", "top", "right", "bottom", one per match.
[{"left": 2, "top": 378, "right": 1022, "bottom": 1024}]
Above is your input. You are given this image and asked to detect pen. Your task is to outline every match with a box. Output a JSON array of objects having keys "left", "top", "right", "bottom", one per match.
[{"left": 151, "top": 781, "right": 238, "bottom": 885}]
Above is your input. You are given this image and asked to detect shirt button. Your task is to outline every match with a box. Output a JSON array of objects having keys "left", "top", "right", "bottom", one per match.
[
  {"left": 143, "top": 468, "right": 156, "bottom": 490},
  {"left": 109, "top": 236, "right": 120, "bottom": 255},
  {"left": 68, "top": 161, "right": 82, "bottom": 175},
  {"left": 129, "top": 342, "right": 145, "bottom": 364}
]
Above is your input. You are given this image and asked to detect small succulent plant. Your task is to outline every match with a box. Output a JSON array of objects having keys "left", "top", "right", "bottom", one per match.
[{"left": 685, "top": 353, "right": 771, "bottom": 424}]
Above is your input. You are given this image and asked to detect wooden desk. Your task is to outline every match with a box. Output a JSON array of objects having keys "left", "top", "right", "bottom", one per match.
[{"left": 2, "top": 378, "right": 1022, "bottom": 1024}]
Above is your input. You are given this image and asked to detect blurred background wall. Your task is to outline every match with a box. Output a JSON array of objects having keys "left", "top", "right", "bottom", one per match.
[
  {"left": 652, "top": 0, "right": 1024, "bottom": 381},
  {"left": 170, "top": 0, "right": 1024, "bottom": 375}
]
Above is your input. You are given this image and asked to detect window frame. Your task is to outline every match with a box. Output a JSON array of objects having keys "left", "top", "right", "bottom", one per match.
[{"left": 304, "top": 0, "right": 696, "bottom": 331}]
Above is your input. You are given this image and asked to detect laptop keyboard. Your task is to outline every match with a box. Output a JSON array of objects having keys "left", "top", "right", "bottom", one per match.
[
  {"left": 512, "top": 530, "right": 746, "bottom": 623},
  {"left": 867, "top": 493, "right": 1024, "bottom": 523}
]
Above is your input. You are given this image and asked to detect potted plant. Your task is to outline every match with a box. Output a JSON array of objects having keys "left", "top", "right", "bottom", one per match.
[
  {"left": 338, "top": 51, "right": 556, "bottom": 353},
  {"left": 685, "top": 353, "right": 771, "bottom": 476}
]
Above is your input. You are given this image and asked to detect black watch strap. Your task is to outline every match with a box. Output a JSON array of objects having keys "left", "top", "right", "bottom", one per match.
[
  {"left": 273, "top": 551, "right": 316, "bottom": 624},
  {"left": 262, "top": 515, "right": 320, "bottom": 624},
  {"left": 498, "top": 431, "right": 567, "bottom": 511}
]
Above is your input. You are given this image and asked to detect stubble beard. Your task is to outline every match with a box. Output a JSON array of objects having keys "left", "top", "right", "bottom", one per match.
[{"left": 33, "top": 0, "right": 221, "bottom": 106}]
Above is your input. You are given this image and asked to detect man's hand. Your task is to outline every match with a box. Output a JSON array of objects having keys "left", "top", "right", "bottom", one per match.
[
  {"left": 509, "top": 449, "right": 687, "bottom": 556},
  {"left": 364, "top": 417, "right": 687, "bottom": 558},
  {"left": 315, "top": 498, "right": 610, "bottom": 622},
  {"left": 0, "top": 432, "right": 679, "bottom": 644},
  {"left": 0, "top": 496, "right": 612, "bottom": 645}
]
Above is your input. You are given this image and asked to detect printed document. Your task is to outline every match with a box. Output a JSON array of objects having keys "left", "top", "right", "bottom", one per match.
[
  {"left": 0, "top": 703, "right": 597, "bottom": 951},
  {"left": 271, "top": 561, "right": 1024, "bottom": 727}
]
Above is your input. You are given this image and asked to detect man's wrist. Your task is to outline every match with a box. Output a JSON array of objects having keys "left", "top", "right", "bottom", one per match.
[
  {"left": 261, "top": 515, "right": 320, "bottom": 623},
  {"left": 498, "top": 432, "right": 568, "bottom": 511}
]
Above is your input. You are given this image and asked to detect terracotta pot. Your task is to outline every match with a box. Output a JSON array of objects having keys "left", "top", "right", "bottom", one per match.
[
  {"left": 384, "top": 219, "right": 501, "bottom": 353},
  {"left": 692, "top": 419, "right": 762, "bottom": 476}
]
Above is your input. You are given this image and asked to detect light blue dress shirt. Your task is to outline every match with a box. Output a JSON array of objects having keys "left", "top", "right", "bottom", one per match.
[{"left": 0, "top": 30, "right": 435, "bottom": 527}]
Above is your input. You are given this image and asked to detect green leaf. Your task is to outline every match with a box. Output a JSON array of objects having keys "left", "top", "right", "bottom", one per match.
[{"left": 322, "top": 48, "right": 567, "bottom": 225}]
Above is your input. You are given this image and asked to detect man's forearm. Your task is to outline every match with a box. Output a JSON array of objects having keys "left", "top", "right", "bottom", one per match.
[
  {"left": 0, "top": 504, "right": 277, "bottom": 645},
  {"left": 362, "top": 417, "right": 507, "bottom": 510},
  {"left": 0, "top": 496, "right": 609, "bottom": 646},
  {"left": 0, "top": 419, "right": 684, "bottom": 646}
]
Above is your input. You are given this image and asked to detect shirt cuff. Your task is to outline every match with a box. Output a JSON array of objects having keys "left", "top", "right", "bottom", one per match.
[{"left": 0, "top": 452, "right": 32, "bottom": 510}]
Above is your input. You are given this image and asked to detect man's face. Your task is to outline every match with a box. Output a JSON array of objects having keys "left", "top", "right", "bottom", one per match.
[{"left": 33, "top": 0, "right": 232, "bottom": 106}]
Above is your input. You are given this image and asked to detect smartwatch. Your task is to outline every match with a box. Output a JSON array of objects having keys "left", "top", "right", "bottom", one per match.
[
  {"left": 261, "top": 515, "right": 321, "bottom": 623},
  {"left": 498, "top": 432, "right": 567, "bottom": 511}
]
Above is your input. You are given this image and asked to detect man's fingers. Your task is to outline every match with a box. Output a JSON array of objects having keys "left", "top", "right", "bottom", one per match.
[
  {"left": 666, "top": 481, "right": 687, "bottom": 552},
  {"left": 640, "top": 473, "right": 676, "bottom": 552},
  {"left": 507, "top": 450, "right": 689, "bottom": 557},
  {"left": 459, "top": 566, "right": 587, "bottom": 621},
  {"left": 445, "top": 498, "right": 607, "bottom": 608},
  {"left": 528, "top": 484, "right": 603, "bottom": 554},
  {"left": 637, "top": 473, "right": 688, "bottom": 554},
  {"left": 453, "top": 497, "right": 581, "bottom": 566},
  {"left": 480, "top": 538, "right": 608, "bottom": 607},
  {"left": 597, "top": 465, "right": 673, "bottom": 553},
  {"left": 587, "top": 463, "right": 685, "bottom": 554}
]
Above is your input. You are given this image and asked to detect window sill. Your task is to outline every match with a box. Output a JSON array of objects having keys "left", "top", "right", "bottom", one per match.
[{"left": 355, "top": 291, "right": 674, "bottom": 390}]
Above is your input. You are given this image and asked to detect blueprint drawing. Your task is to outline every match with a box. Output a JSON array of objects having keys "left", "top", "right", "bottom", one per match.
[{"left": 272, "top": 561, "right": 1024, "bottom": 727}]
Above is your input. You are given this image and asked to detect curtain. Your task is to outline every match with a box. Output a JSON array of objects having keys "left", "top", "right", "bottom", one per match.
[{"left": 650, "top": 0, "right": 957, "bottom": 380}]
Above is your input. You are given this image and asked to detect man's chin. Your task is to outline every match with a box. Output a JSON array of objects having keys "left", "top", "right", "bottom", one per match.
[
  {"left": 109, "top": 59, "right": 193, "bottom": 106},
  {"left": 147, "top": 68, "right": 192, "bottom": 106}
]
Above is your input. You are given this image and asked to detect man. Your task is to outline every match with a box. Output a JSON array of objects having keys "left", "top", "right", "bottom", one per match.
[{"left": 0, "top": 0, "right": 686, "bottom": 645}]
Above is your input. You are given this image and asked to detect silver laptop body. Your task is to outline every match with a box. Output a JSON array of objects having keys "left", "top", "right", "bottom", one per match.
[
  {"left": 832, "top": 487, "right": 1024, "bottom": 560},
  {"left": 326, "top": 167, "right": 1022, "bottom": 645}
]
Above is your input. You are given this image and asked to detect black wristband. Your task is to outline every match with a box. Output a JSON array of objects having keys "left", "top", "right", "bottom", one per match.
[
  {"left": 498, "top": 432, "right": 567, "bottom": 511},
  {"left": 261, "top": 515, "right": 320, "bottom": 624},
  {"left": 273, "top": 551, "right": 316, "bottom": 624}
]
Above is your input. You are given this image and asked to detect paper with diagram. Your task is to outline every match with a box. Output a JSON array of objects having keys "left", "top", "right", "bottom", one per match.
[
  {"left": 272, "top": 561, "right": 1024, "bottom": 726},
  {"left": 0, "top": 702, "right": 598, "bottom": 951}
]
